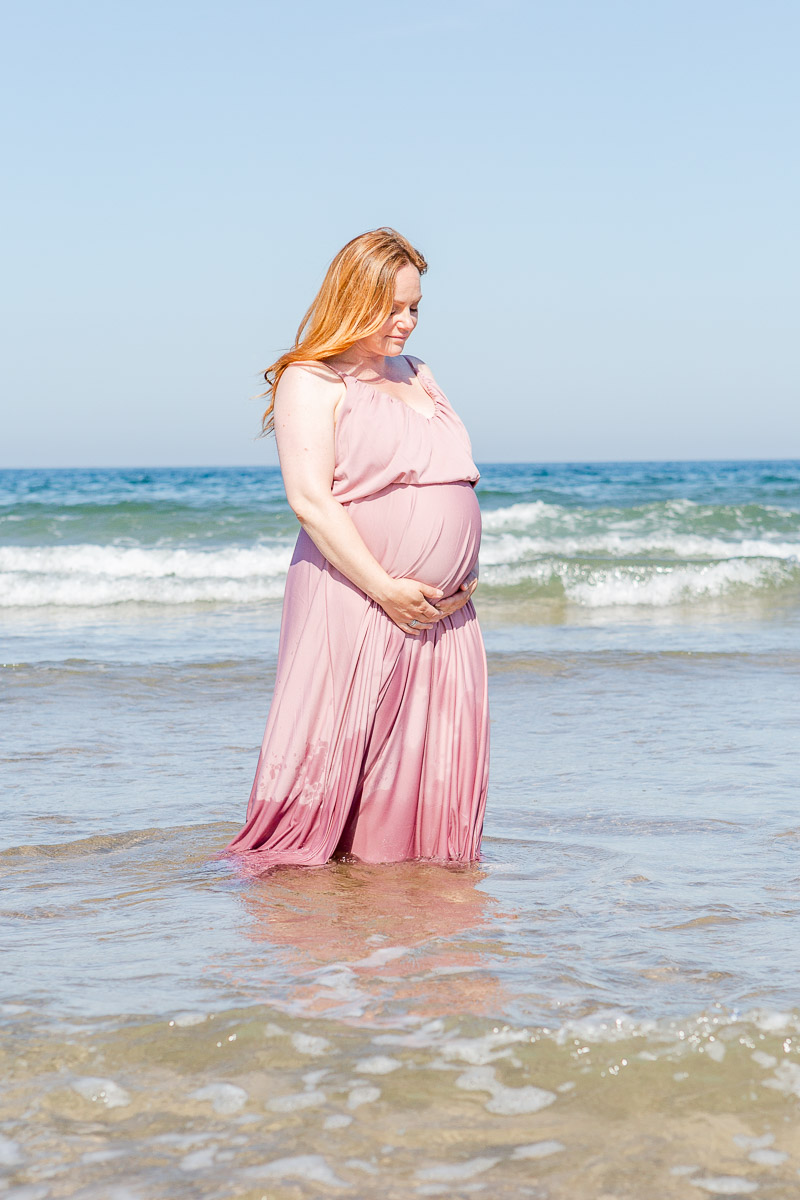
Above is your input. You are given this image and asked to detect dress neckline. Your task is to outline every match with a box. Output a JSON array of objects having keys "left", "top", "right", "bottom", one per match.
[{"left": 334, "top": 356, "right": 439, "bottom": 422}]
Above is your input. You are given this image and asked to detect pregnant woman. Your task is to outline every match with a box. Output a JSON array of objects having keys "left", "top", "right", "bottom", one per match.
[{"left": 223, "top": 227, "right": 489, "bottom": 872}]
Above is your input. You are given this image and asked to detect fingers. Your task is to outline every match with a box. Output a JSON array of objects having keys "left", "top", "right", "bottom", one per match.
[
  {"left": 387, "top": 577, "right": 476, "bottom": 636},
  {"left": 398, "top": 588, "right": 474, "bottom": 632},
  {"left": 408, "top": 591, "right": 443, "bottom": 620},
  {"left": 435, "top": 583, "right": 476, "bottom": 618},
  {"left": 399, "top": 617, "right": 434, "bottom": 635}
]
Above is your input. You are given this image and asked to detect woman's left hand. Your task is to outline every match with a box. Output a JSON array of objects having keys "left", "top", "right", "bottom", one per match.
[{"left": 431, "top": 569, "right": 478, "bottom": 621}]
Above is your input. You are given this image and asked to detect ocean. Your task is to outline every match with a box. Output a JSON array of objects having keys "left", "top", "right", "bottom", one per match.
[{"left": 2, "top": 460, "right": 800, "bottom": 1198}]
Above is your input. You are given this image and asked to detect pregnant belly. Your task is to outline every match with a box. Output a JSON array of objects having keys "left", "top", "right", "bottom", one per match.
[{"left": 346, "top": 481, "right": 481, "bottom": 597}]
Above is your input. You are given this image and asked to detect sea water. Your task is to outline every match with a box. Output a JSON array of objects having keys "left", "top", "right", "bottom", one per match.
[{"left": 2, "top": 461, "right": 800, "bottom": 1198}]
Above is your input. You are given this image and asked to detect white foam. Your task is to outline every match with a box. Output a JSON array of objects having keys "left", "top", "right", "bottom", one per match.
[
  {"left": 290, "top": 1032, "right": 330, "bottom": 1057},
  {"left": 472, "top": 496, "right": 800, "bottom": 607},
  {"left": 347, "top": 1085, "right": 381, "bottom": 1108},
  {"left": 749, "top": 1149, "right": 787, "bottom": 1166},
  {"left": 345, "top": 1158, "right": 379, "bottom": 1174},
  {"left": 455, "top": 1065, "right": 556, "bottom": 1115},
  {"left": 268, "top": 1089, "right": 326, "bottom": 1112},
  {"left": 354, "top": 945, "right": 409, "bottom": 968},
  {"left": 0, "top": 543, "right": 290, "bottom": 607},
  {"left": 189, "top": 1083, "right": 248, "bottom": 1114},
  {"left": 440, "top": 1028, "right": 529, "bottom": 1065},
  {"left": 481, "top": 555, "right": 796, "bottom": 607},
  {"left": 553, "top": 1008, "right": 800, "bottom": 1048},
  {"left": 171, "top": 1012, "right": 207, "bottom": 1027},
  {"left": 4, "top": 499, "right": 798, "bottom": 609},
  {"left": 371, "top": 1021, "right": 446, "bottom": 1050},
  {"left": 480, "top": 531, "right": 800, "bottom": 563},
  {"left": 313, "top": 965, "right": 364, "bottom": 1006},
  {"left": 1, "top": 1188, "right": 50, "bottom": 1200},
  {"left": 302, "top": 1068, "right": 329, "bottom": 1087},
  {"left": 512, "top": 1141, "right": 566, "bottom": 1159},
  {"left": 179, "top": 1147, "right": 217, "bottom": 1172},
  {"left": 152, "top": 1132, "right": 216, "bottom": 1148},
  {"left": 80, "top": 1149, "right": 125, "bottom": 1164},
  {"left": 482, "top": 494, "right": 797, "bottom": 538},
  {"left": 354, "top": 1055, "right": 402, "bottom": 1075},
  {"left": 752, "top": 1009, "right": 799, "bottom": 1034},
  {"left": 71, "top": 1076, "right": 131, "bottom": 1108},
  {"left": 0, "top": 543, "right": 290, "bottom": 581},
  {"left": 481, "top": 501, "right": 564, "bottom": 531},
  {"left": 416, "top": 1156, "right": 499, "bottom": 1181},
  {"left": 566, "top": 558, "right": 793, "bottom": 607},
  {"left": 689, "top": 1177, "right": 758, "bottom": 1194},
  {"left": 323, "top": 1114, "right": 353, "bottom": 1130},
  {"left": 733, "top": 1135, "right": 774, "bottom": 1150},
  {"left": 243, "top": 1155, "right": 347, "bottom": 1187},
  {"left": 0, "top": 1136, "right": 23, "bottom": 1166},
  {"left": 763, "top": 1061, "right": 800, "bottom": 1098}
]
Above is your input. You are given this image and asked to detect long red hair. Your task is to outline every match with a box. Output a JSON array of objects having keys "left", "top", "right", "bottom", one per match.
[{"left": 260, "top": 227, "right": 427, "bottom": 435}]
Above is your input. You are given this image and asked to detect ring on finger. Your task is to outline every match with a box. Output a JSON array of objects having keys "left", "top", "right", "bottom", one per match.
[{"left": 409, "top": 619, "right": 418, "bottom": 628}]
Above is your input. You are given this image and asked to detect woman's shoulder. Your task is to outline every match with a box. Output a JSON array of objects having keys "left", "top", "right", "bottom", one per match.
[
  {"left": 282, "top": 359, "right": 345, "bottom": 385},
  {"left": 276, "top": 360, "right": 346, "bottom": 408}
]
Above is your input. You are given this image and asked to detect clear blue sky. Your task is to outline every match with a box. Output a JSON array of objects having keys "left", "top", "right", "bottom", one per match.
[{"left": 3, "top": 0, "right": 798, "bottom": 466}]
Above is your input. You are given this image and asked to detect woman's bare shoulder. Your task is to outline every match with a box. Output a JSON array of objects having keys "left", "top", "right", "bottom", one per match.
[{"left": 276, "top": 361, "right": 345, "bottom": 408}]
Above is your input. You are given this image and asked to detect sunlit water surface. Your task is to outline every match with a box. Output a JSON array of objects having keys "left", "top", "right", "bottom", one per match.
[{"left": 2, "top": 462, "right": 800, "bottom": 1198}]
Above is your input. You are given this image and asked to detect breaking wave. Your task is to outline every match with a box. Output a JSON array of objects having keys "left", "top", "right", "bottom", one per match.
[
  {"left": 1, "top": 494, "right": 798, "bottom": 609},
  {"left": 0, "top": 544, "right": 292, "bottom": 607}
]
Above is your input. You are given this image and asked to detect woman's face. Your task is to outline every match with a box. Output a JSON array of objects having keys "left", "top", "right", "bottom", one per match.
[{"left": 359, "top": 262, "right": 422, "bottom": 359}]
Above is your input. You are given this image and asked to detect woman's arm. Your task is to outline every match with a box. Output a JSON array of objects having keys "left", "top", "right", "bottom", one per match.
[{"left": 273, "top": 364, "right": 444, "bottom": 633}]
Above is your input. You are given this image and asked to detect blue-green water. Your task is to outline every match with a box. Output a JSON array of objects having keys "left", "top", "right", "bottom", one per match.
[
  {"left": 2, "top": 462, "right": 800, "bottom": 1198},
  {"left": 3, "top": 461, "right": 799, "bottom": 610}
]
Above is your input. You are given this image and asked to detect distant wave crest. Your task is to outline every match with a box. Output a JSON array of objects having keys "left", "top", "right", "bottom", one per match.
[
  {"left": 1, "top": 496, "right": 799, "bottom": 609},
  {"left": 478, "top": 498, "right": 800, "bottom": 606},
  {"left": 480, "top": 556, "right": 800, "bottom": 606},
  {"left": 0, "top": 544, "right": 291, "bottom": 608}
]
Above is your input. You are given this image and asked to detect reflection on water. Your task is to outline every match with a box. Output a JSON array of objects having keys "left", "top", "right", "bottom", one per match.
[{"left": 233, "top": 860, "right": 511, "bottom": 1021}]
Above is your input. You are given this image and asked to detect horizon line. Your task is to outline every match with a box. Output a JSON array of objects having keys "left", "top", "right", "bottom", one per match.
[{"left": 2, "top": 456, "right": 799, "bottom": 472}]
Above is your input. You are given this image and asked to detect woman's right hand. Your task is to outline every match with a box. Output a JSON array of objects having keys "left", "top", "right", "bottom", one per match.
[{"left": 378, "top": 577, "right": 444, "bottom": 635}]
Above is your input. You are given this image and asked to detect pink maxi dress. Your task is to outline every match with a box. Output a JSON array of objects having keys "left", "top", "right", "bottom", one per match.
[{"left": 223, "top": 359, "right": 489, "bottom": 872}]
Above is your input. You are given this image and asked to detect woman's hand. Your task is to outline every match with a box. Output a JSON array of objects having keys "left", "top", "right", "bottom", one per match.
[
  {"left": 378, "top": 577, "right": 444, "bottom": 635},
  {"left": 431, "top": 570, "right": 479, "bottom": 621}
]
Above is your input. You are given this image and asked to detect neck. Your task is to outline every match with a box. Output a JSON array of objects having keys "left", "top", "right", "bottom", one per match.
[{"left": 336, "top": 351, "right": 403, "bottom": 376}]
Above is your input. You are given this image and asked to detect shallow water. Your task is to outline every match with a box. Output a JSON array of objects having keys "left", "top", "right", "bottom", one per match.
[{"left": 2, "top": 462, "right": 800, "bottom": 1197}]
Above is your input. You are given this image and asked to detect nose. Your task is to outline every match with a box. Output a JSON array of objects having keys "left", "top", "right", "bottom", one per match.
[{"left": 396, "top": 308, "right": 416, "bottom": 333}]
